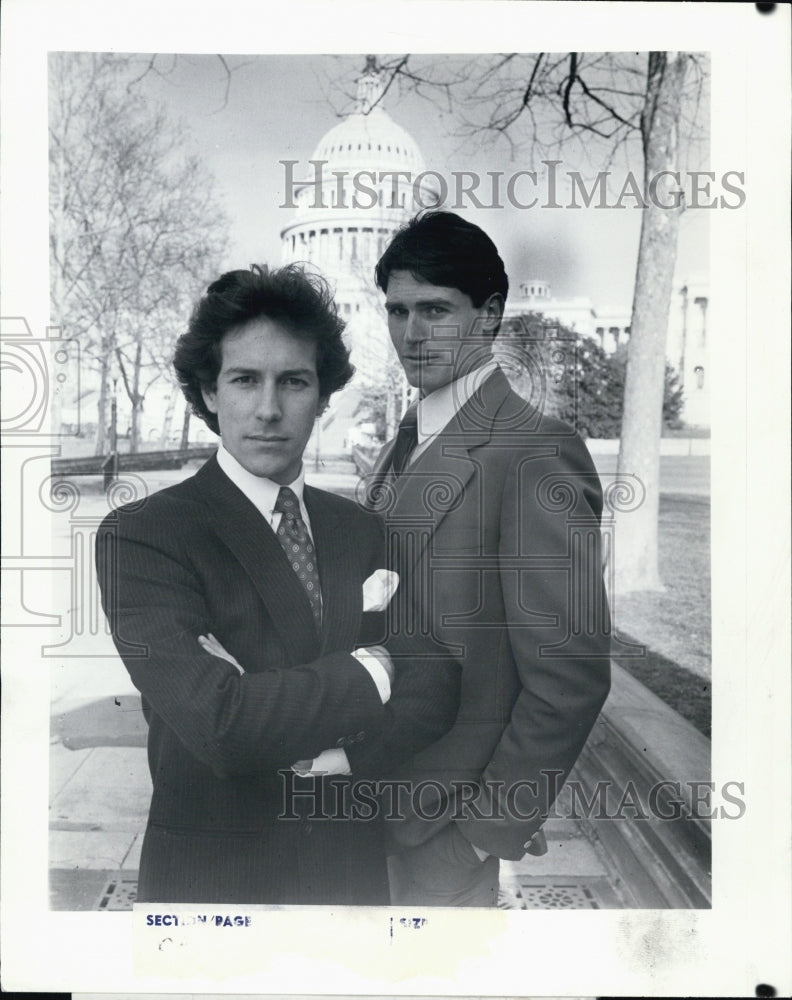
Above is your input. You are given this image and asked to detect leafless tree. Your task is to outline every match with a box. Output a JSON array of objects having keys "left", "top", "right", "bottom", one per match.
[
  {"left": 49, "top": 52, "right": 230, "bottom": 453},
  {"left": 331, "top": 52, "right": 708, "bottom": 593}
]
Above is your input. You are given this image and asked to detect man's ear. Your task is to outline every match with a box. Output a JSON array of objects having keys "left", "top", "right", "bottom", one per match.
[
  {"left": 481, "top": 293, "right": 505, "bottom": 333},
  {"left": 201, "top": 385, "right": 218, "bottom": 414}
]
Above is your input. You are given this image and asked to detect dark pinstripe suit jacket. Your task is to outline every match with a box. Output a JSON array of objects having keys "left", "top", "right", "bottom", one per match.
[{"left": 96, "top": 455, "right": 460, "bottom": 904}]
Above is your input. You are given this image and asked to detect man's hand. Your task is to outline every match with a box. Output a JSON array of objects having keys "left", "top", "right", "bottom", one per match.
[
  {"left": 198, "top": 633, "right": 244, "bottom": 674},
  {"left": 291, "top": 747, "right": 351, "bottom": 776}
]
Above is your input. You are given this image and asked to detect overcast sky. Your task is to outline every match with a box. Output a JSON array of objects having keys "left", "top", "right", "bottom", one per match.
[{"left": 129, "top": 52, "right": 709, "bottom": 313}]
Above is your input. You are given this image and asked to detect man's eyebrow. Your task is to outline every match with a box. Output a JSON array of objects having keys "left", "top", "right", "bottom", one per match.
[
  {"left": 385, "top": 295, "right": 455, "bottom": 307},
  {"left": 220, "top": 365, "right": 260, "bottom": 376},
  {"left": 220, "top": 365, "right": 316, "bottom": 377}
]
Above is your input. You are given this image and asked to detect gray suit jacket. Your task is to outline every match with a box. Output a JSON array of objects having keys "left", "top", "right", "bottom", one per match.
[{"left": 365, "top": 368, "right": 611, "bottom": 860}]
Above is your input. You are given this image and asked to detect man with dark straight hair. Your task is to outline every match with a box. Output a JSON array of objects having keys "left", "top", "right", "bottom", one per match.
[
  {"left": 96, "top": 263, "right": 460, "bottom": 905},
  {"left": 367, "top": 211, "right": 611, "bottom": 906}
]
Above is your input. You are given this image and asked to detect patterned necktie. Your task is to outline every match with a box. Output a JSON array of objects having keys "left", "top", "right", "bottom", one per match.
[
  {"left": 390, "top": 405, "right": 419, "bottom": 478},
  {"left": 273, "top": 486, "right": 322, "bottom": 628}
]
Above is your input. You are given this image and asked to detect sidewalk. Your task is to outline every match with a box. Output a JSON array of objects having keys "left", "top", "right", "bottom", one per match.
[
  {"left": 49, "top": 727, "right": 626, "bottom": 910},
  {"left": 49, "top": 688, "right": 628, "bottom": 911},
  {"left": 49, "top": 738, "right": 149, "bottom": 910}
]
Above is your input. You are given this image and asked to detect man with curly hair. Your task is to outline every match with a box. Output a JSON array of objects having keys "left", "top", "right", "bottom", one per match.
[{"left": 96, "top": 264, "right": 460, "bottom": 905}]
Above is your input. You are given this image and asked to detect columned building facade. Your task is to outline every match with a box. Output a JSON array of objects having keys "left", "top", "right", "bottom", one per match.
[{"left": 504, "top": 276, "right": 709, "bottom": 429}]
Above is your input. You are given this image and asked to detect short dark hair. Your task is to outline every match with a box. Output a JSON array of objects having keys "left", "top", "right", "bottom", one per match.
[
  {"left": 375, "top": 210, "right": 509, "bottom": 306},
  {"left": 174, "top": 264, "right": 354, "bottom": 435}
]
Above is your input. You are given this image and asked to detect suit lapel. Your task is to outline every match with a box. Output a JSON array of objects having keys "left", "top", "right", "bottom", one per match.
[
  {"left": 304, "top": 485, "right": 362, "bottom": 656},
  {"left": 384, "top": 369, "right": 514, "bottom": 563},
  {"left": 194, "top": 456, "right": 321, "bottom": 666},
  {"left": 362, "top": 436, "right": 398, "bottom": 514},
  {"left": 371, "top": 436, "right": 397, "bottom": 480}
]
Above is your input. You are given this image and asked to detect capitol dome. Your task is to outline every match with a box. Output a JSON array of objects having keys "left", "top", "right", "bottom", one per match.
[
  {"left": 281, "top": 57, "right": 439, "bottom": 286},
  {"left": 311, "top": 106, "right": 426, "bottom": 178},
  {"left": 279, "top": 57, "right": 438, "bottom": 451},
  {"left": 310, "top": 55, "right": 426, "bottom": 176}
]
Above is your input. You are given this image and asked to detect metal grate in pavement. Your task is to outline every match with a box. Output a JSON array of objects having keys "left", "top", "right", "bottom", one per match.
[
  {"left": 498, "top": 876, "right": 620, "bottom": 910},
  {"left": 96, "top": 875, "right": 138, "bottom": 910},
  {"left": 54, "top": 872, "right": 618, "bottom": 911}
]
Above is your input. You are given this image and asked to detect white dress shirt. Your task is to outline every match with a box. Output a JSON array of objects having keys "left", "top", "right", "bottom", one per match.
[
  {"left": 407, "top": 359, "right": 500, "bottom": 467},
  {"left": 215, "top": 445, "right": 390, "bottom": 776},
  {"left": 217, "top": 443, "right": 313, "bottom": 535}
]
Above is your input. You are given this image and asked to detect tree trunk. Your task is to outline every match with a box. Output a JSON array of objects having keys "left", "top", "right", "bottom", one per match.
[
  {"left": 94, "top": 345, "right": 111, "bottom": 455},
  {"left": 159, "top": 392, "right": 176, "bottom": 448},
  {"left": 614, "top": 52, "right": 689, "bottom": 594},
  {"left": 179, "top": 402, "right": 191, "bottom": 451},
  {"left": 129, "top": 340, "right": 143, "bottom": 453},
  {"left": 50, "top": 134, "right": 67, "bottom": 437},
  {"left": 130, "top": 399, "right": 143, "bottom": 453},
  {"left": 386, "top": 383, "right": 397, "bottom": 440}
]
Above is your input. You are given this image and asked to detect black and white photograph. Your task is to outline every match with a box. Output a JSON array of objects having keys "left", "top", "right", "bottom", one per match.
[{"left": 1, "top": 1, "right": 790, "bottom": 996}]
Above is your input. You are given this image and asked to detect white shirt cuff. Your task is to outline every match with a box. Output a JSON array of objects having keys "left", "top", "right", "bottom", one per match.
[
  {"left": 306, "top": 748, "right": 351, "bottom": 775},
  {"left": 352, "top": 647, "right": 392, "bottom": 704}
]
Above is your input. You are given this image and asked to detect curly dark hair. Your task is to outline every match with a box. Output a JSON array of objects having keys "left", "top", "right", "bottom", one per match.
[
  {"left": 173, "top": 264, "right": 354, "bottom": 435},
  {"left": 375, "top": 210, "right": 509, "bottom": 307}
]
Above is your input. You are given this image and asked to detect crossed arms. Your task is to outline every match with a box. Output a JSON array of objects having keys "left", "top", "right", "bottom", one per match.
[{"left": 96, "top": 500, "right": 460, "bottom": 781}]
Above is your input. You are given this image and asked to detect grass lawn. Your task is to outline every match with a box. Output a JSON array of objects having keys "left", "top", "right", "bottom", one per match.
[{"left": 612, "top": 494, "right": 712, "bottom": 738}]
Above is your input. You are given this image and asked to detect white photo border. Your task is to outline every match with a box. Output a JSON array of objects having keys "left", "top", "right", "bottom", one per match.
[{"left": 1, "top": 0, "right": 790, "bottom": 995}]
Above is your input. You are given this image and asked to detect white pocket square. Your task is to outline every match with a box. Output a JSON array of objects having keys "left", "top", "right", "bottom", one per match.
[{"left": 362, "top": 568, "right": 399, "bottom": 611}]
